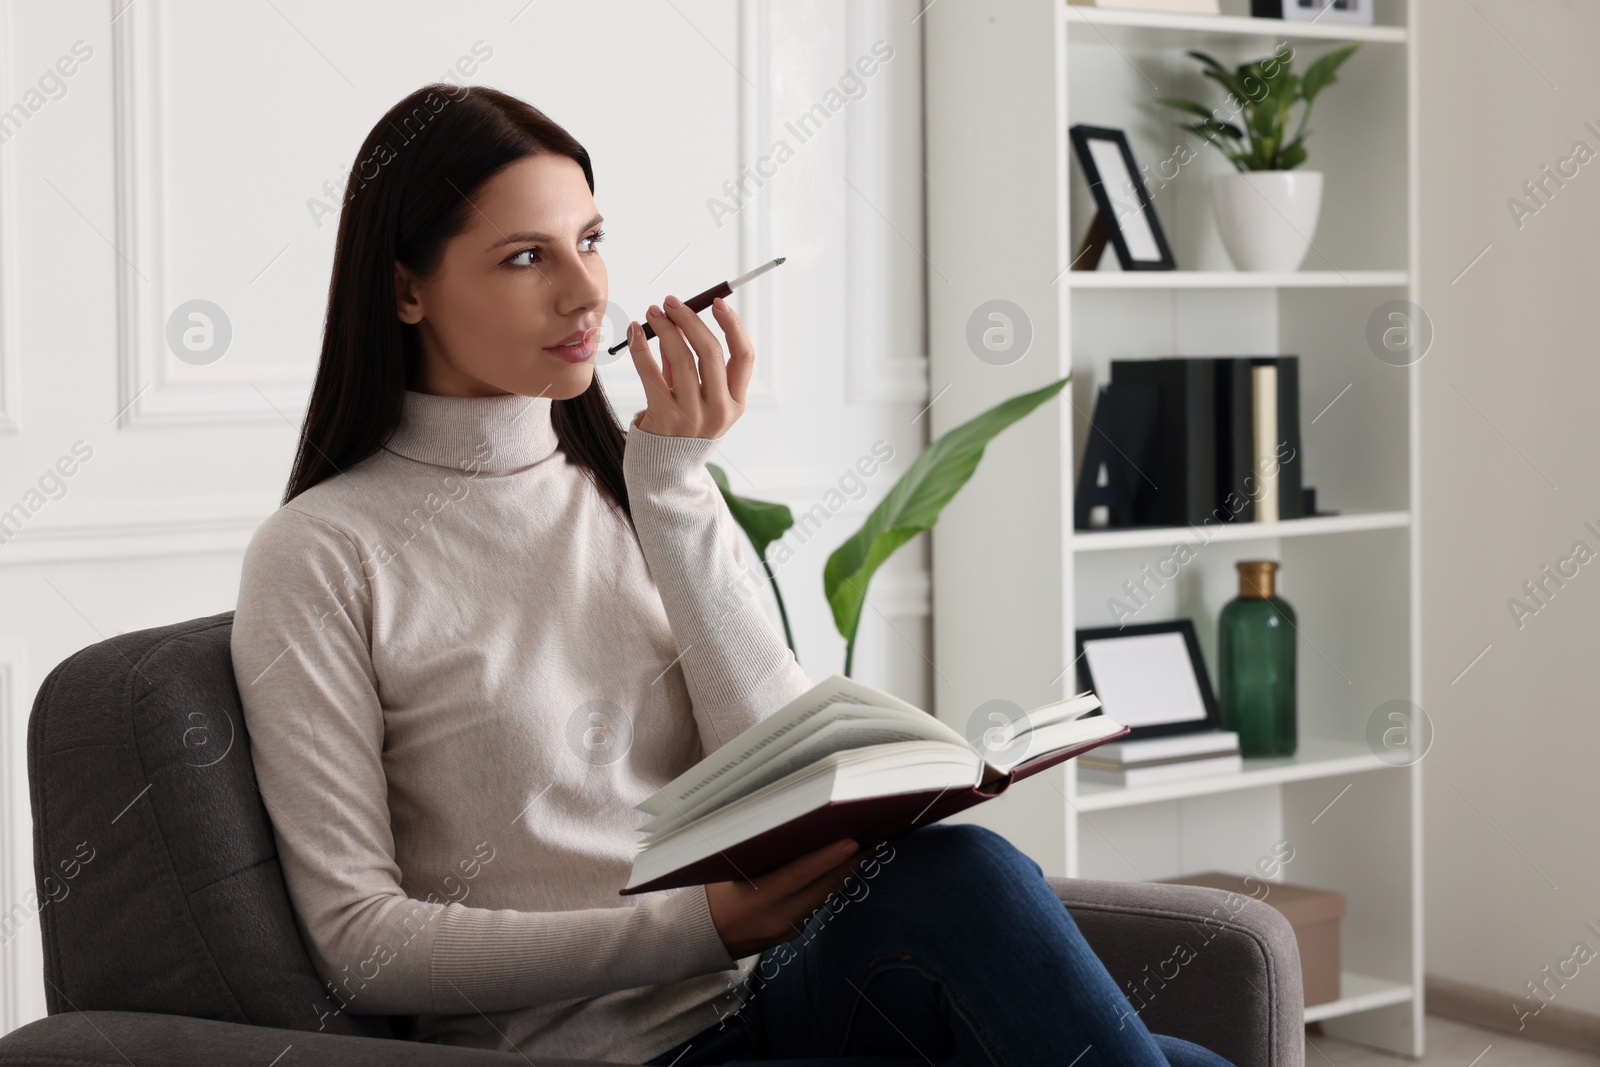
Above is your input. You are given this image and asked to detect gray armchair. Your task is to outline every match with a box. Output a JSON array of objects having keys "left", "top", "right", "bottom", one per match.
[{"left": 0, "top": 613, "right": 1304, "bottom": 1066}]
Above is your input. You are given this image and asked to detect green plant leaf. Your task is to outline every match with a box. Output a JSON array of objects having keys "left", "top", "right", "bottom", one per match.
[
  {"left": 1266, "top": 71, "right": 1300, "bottom": 109},
  {"left": 1200, "top": 67, "right": 1247, "bottom": 107},
  {"left": 707, "top": 463, "right": 794, "bottom": 557},
  {"left": 822, "top": 375, "right": 1071, "bottom": 660},
  {"left": 1278, "top": 141, "right": 1308, "bottom": 170},
  {"left": 1236, "top": 63, "right": 1272, "bottom": 105},
  {"left": 1158, "top": 96, "right": 1222, "bottom": 121},
  {"left": 1184, "top": 121, "right": 1244, "bottom": 144},
  {"left": 1302, "top": 43, "right": 1360, "bottom": 105},
  {"left": 1249, "top": 95, "right": 1279, "bottom": 141},
  {"left": 1187, "top": 50, "right": 1247, "bottom": 99}
]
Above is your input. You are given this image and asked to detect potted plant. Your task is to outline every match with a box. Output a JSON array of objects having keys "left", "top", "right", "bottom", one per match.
[{"left": 1159, "top": 44, "right": 1359, "bottom": 272}]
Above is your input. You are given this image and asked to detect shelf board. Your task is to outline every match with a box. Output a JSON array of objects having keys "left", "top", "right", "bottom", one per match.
[
  {"left": 1067, "top": 270, "right": 1408, "bottom": 289},
  {"left": 1072, "top": 736, "right": 1390, "bottom": 810},
  {"left": 1072, "top": 510, "right": 1409, "bottom": 553},
  {"left": 1064, "top": 7, "right": 1408, "bottom": 48},
  {"left": 1303, "top": 971, "right": 1415, "bottom": 1023}
]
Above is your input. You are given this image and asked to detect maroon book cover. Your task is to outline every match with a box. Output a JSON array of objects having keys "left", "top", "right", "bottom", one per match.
[{"left": 619, "top": 725, "right": 1128, "bottom": 895}]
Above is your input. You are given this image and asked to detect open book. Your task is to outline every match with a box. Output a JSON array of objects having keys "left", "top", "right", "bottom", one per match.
[{"left": 620, "top": 675, "right": 1126, "bottom": 895}]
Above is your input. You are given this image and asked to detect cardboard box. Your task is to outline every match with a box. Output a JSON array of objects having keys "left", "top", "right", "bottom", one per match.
[{"left": 1160, "top": 871, "right": 1345, "bottom": 1006}]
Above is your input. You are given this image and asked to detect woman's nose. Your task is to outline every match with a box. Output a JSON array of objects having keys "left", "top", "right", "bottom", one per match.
[{"left": 553, "top": 254, "right": 605, "bottom": 314}]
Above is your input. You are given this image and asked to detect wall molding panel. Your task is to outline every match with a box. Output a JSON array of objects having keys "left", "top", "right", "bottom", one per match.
[
  {"left": 0, "top": 0, "right": 23, "bottom": 435},
  {"left": 844, "top": 0, "right": 928, "bottom": 407},
  {"left": 0, "top": 645, "right": 26, "bottom": 1036},
  {"left": 112, "top": 0, "right": 309, "bottom": 428},
  {"left": 0, "top": 495, "right": 275, "bottom": 565}
]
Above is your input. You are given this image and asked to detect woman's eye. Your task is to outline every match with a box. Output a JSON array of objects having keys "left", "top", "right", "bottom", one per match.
[{"left": 504, "top": 230, "right": 605, "bottom": 268}]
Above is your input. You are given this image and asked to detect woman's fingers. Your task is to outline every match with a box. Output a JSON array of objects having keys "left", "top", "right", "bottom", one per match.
[
  {"left": 630, "top": 296, "right": 752, "bottom": 438},
  {"left": 662, "top": 295, "right": 730, "bottom": 413},
  {"left": 626, "top": 320, "right": 674, "bottom": 426},
  {"left": 758, "top": 838, "right": 860, "bottom": 898},
  {"left": 710, "top": 296, "right": 754, "bottom": 407},
  {"left": 781, "top": 846, "right": 870, "bottom": 925},
  {"left": 647, "top": 304, "right": 700, "bottom": 423}
]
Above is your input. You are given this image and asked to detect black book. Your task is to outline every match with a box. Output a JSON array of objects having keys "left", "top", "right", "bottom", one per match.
[
  {"left": 1214, "top": 357, "right": 1303, "bottom": 522},
  {"left": 1109, "top": 358, "right": 1217, "bottom": 526},
  {"left": 1075, "top": 383, "right": 1160, "bottom": 529}
]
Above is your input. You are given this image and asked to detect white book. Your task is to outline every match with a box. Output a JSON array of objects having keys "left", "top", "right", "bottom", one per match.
[
  {"left": 1253, "top": 363, "right": 1279, "bottom": 523},
  {"left": 1077, "top": 752, "right": 1243, "bottom": 787},
  {"left": 1088, "top": 730, "right": 1241, "bottom": 766},
  {"left": 622, "top": 675, "right": 1125, "bottom": 894}
]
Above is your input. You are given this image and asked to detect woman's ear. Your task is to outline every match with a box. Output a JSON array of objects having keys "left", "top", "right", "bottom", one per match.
[{"left": 394, "top": 260, "right": 424, "bottom": 324}]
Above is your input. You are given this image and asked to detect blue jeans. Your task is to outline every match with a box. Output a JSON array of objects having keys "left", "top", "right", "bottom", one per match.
[{"left": 645, "top": 823, "right": 1234, "bottom": 1067}]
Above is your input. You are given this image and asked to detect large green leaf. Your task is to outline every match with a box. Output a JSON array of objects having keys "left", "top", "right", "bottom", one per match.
[
  {"left": 707, "top": 463, "right": 793, "bottom": 557},
  {"left": 822, "top": 374, "right": 1071, "bottom": 653},
  {"left": 1159, "top": 96, "right": 1223, "bottom": 121},
  {"left": 1302, "top": 44, "right": 1359, "bottom": 105}
]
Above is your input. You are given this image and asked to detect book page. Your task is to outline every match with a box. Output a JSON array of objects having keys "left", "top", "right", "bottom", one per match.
[
  {"left": 1007, "top": 691, "right": 1101, "bottom": 736},
  {"left": 635, "top": 674, "right": 930, "bottom": 819},
  {"left": 962, "top": 692, "right": 1100, "bottom": 765},
  {"left": 641, "top": 703, "right": 948, "bottom": 833},
  {"left": 984, "top": 714, "right": 1128, "bottom": 774}
]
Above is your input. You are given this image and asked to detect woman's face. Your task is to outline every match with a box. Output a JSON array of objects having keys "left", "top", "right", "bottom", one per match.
[{"left": 394, "top": 153, "right": 608, "bottom": 399}]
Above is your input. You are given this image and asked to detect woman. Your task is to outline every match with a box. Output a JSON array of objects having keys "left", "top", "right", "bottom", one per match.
[{"left": 231, "top": 82, "right": 1234, "bottom": 1066}]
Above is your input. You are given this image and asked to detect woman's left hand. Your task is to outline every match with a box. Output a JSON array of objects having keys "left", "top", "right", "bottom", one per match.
[{"left": 626, "top": 294, "right": 752, "bottom": 440}]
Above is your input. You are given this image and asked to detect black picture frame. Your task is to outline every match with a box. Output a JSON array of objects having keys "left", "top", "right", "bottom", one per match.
[
  {"left": 1069, "top": 124, "right": 1177, "bottom": 271},
  {"left": 1074, "top": 619, "right": 1221, "bottom": 740}
]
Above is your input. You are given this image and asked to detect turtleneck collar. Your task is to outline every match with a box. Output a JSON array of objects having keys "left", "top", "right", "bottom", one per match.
[{"left": 381, "top": 389, "right": 561, "bottom": 473}]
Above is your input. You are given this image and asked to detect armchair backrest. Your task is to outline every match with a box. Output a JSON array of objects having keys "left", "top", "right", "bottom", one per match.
[{"left": 27, "top": 611, "right": 398, "bottom": 1039}]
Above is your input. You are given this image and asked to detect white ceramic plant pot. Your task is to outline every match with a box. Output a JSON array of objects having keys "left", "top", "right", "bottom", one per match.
[{"left": 1210, "top": 170, "right": 1324, "bottom": 272}]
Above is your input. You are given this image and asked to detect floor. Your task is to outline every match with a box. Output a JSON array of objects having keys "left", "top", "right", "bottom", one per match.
[{"left": 1306, "top": 1015, "right": 1600, "bottom": 1065}]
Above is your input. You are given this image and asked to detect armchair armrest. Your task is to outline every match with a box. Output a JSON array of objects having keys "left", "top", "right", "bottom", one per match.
[
  {"left": 0, "top": 1011, "right": 631, "bottom": 1067},
  {"left": 1047, "top": 876, "right": 1305, "bottom": 1067}
]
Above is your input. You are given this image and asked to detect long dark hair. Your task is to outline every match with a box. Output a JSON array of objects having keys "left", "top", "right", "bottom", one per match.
[{"left": 282, "top": 83, "right": 630, "bottom": 517}]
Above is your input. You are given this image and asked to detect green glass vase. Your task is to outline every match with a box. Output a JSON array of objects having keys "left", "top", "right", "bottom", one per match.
[{"left": 1218, "top": 560, "right": 1297, "bottom": 757}]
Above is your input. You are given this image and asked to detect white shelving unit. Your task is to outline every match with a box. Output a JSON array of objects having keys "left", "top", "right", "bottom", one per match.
[{"left": 925, "top": 0, "right": 1422, "bottom": 1057}]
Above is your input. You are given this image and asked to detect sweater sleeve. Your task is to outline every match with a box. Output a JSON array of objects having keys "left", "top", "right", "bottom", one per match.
[
  {"left": 621, "top": 425, "right": 817, "bottom": 753},
  {"left": 231, "top": 505, "right": 738, "bottom": 1017}
]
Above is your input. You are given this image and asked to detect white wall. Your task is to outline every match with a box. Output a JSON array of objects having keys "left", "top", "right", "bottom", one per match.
[
  {"left": 1419, "top": 0, "right": 1600, "bottom": 1022},
  {"left": 0, "top": 0, "right": 929, "bottom": 1032}
]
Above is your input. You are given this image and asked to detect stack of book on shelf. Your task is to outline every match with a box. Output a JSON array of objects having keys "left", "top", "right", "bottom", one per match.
[
  {"left": 1076, "top": 729, "right": 1242, "bottom": 787},
  {"left": 620, "top": 676, "right": 1127, "bottom": 894},
  {"left": 1077, "top": 356, "right": 1319, "bottom": 531}
]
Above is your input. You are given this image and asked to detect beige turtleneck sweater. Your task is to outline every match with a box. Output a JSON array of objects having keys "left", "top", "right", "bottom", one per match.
[{"left": 230, "top": 389, "right": 815, "bottom": 1063}]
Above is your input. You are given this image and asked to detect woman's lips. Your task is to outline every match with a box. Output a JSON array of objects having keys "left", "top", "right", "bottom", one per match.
[{"left": 545, "top": 327, "right": 598, "bottom": 362}]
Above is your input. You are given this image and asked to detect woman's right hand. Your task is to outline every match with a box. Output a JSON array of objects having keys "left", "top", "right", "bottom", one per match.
[{"left": 704, "top": 838, "right": 868, "bottom": 958}]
